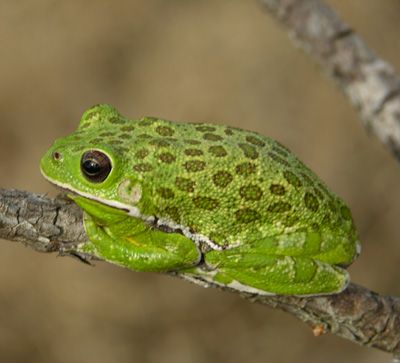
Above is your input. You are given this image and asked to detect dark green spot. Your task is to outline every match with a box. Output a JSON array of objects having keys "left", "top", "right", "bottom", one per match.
[
  {"left": 99, "top": 131, "right": 115, "bottom": 137},
  {"left": 183, "top": 160, "right": 206, "bottom": 172},
  {"left": 239, "top": 184, "right": 263, "bottom": 201},
  {"left": 268, "top": 152, "right": 290, "bottom": 167},
  {"left": 283, "top": 170, "right": 302, "bottom": 187},
  {"left": 120, "top": 125, "right": 135, "bottom": 132},
  {"left": 135, "top": 148, "right": 150, "bottom": 159},
  {"left": 184, "top": 139, "right": 202, "bottom": 145},
  {"left": 195, "top": 125, "right": 216, "bottom": 132},
  {"left": 212, "top": 171, "right": 233, "bottom": 187},
  {"left": 175, "top": 177, "right": 195, "bottom": 193},
  {"left": 156, "top": 187, "right": 175, "bottom": 199},
  {"left": 155, "top": 125, "right": 175, "bottom": 136},
  {"left": 224, "top": 128, "right": 234, "bottom": 135},
  {"left": 235, "top": 208, "right": 261, "bottom": 223},
  {"left": 109, "top": 116, "right": 125, "bottom": 125},
  {"left": 159, "top": 152, "right": 176, "bottom": 164},
  {"left": 269, "top": 184, "right": 286, "bottom": 196},
  {"left": 239, "top": 143, "right": 259, "bottom": 159},
  {"left": 192, "top": 196, "right": 220, "bottom": 210},
  {"left": 203, "top": 133, "right": 223, "bottom": 142},
  {"left": 119, "top": 133, "right": 131, "bottom": 140},
  {"left": 235, "top": 162, "right": 257, "bottom": 176},
  {"left": 267, "top": 202, "right": 292, "bottom": 213},
  {"left": 208, "top": 145, "right": 227, "bottom": 157},
  {"left": 133, "top": 163, "right": 153, "bottom": 172},
  {"left": 245, "top": 135, "right": 266, "bottom": 147},
  {"left": 184, "top": 148, "right": 204, "bottom": 157},
  {"left": 304, "top": 192, "right": 319, "bottom": 212}
]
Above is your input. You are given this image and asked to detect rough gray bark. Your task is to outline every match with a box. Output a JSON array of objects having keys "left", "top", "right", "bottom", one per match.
[
  {"left": 259, "top": 0, "right": 400, "bottom": 161},
  {"left": 0, "top": 189, "right": 86, "bottom": 252},
  {"left": 1, "top": 189, "right": 399, "bottom": 356}
]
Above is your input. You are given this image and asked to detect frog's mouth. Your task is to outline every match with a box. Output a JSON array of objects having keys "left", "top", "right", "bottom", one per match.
[{"left": 40, "top": 167, "right": 153, "bottom": 221}]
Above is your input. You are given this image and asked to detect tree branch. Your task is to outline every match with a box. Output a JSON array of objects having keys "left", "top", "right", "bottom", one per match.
[
  {"left": 0, "top": 189, "right": 86, "bottom": 252},
  {"left": 260, "top": 0, "right": 400, "bottom": 161},
  {"left": 1, "top": 188, "right": 399, "bottom": 356}
]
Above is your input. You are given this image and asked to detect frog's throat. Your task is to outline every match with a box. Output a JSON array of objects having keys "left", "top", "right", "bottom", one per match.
[{"left": 41, "top": 172, "right": 228, "bottom": 252}]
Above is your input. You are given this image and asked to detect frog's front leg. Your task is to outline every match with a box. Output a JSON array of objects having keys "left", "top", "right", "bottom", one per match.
[
  {"left": 79, "top": 213, "right": 201, "bottom": 272},
  {"left": 191, "top": 247, "right": 349, "bottom": 296}
]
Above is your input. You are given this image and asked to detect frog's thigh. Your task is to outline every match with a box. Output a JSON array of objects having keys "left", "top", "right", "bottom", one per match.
[
  {"left": 80, "top": 214, "right": 201, "bottom": 272},
  {"left": 204, "top": 249, "right": 349, "bottom": 295},
  {"left": 246, "top": 232, "right": 356, "bottom": 266}
]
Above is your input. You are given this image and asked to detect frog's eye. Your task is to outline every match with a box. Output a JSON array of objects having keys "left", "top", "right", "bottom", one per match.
[{"left": 80, "top": 150, "right": 112, "bottom": 183}]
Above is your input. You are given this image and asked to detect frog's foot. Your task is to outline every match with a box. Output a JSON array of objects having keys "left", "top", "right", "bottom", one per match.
[
  {"left": 82, "top": 214, "right": 201, "bottom": 272},
  {"left": 199, "top": 251, "right": 349, "bottom": 296}
]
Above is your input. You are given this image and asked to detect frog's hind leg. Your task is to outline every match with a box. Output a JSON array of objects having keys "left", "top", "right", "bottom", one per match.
[{"left": 200, "top": 249, "right": 349, "bottom": 296}]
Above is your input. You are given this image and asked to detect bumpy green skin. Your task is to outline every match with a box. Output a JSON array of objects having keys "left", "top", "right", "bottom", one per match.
[{"left": 40, "top": 104, "right": 360, "bottom": 295}]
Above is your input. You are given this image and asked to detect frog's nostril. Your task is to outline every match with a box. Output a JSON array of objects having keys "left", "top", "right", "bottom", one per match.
[{"left": 52, "top": 151, "right": 62, "bottom": 161}]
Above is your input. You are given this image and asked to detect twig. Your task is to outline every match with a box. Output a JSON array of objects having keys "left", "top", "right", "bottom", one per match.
[
  {"left": 0, "top": 188, "right": 399, "bottom": 356},
  {"left": 260, "top": 0, "right": 400, "bottom": 161}
]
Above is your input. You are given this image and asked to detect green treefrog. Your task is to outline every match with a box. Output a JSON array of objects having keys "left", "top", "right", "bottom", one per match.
[{"left": 40, "top": 104, "right": 360, "bottom": 296}]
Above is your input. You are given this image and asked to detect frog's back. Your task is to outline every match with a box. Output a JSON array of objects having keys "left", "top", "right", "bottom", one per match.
[
  {"left": 78, "top": 107, "right": 357, "bottom": 252},
  {"left": 78, "top": 108, "right": 357, "bottom": 253}
]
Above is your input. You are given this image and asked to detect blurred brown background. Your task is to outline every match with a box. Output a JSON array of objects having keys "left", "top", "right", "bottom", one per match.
[{"left": 0, "top": 1, "right": 399, "bottom": 362}]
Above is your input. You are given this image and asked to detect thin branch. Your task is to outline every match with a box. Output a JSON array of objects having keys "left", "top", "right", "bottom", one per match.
[
  {"left": 260, "top": 0, "right": 400, "bottom": 161},
  {"left": 1, "top": 188, "right": 399, "bottom": 356},
  {"left": 0, "top": 189, "right": 86, "bottom": 252}
]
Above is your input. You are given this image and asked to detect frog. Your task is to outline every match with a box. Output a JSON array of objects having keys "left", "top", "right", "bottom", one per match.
[{"left": 40, "top": 104, "right": 360, "bottom": 296}]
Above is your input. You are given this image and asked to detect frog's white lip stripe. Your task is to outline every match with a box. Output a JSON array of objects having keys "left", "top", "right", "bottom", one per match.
[
  {"left": 41, "top": 170, "right": 227, "bottom": 251},
  {"left": 40, "top": 171, "right": 154, "bottom": 222}
]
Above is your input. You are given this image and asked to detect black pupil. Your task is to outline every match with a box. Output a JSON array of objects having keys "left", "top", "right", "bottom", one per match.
[
  {"left": 81, "top": 150, "right": 112, "bottom": 183},
  {"left": 83, "top": 159, "right": 101, "bottom": 175}
]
